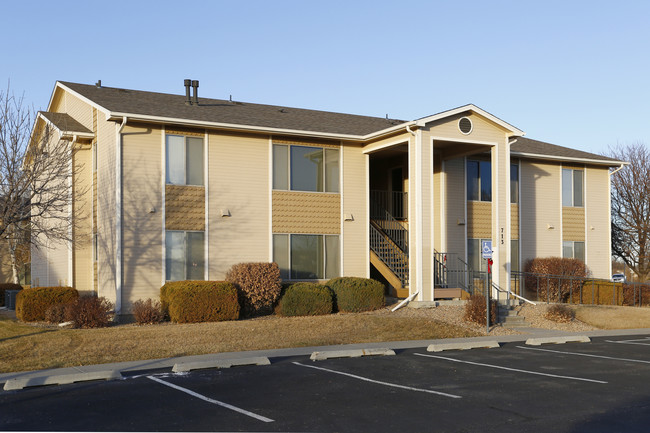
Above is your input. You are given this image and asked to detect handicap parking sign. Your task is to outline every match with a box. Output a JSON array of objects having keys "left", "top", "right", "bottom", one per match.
[{"left": 481, "top": 240, "right": 492, "bottom": 259}]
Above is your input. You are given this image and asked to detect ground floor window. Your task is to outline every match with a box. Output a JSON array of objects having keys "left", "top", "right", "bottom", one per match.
[
  {"left": 166, "top": 231, "right": 205, "bottom": 281},
  {"left": 563, "top": 241, "right": 585, "bottom": 262},
  {"left": 273, "top": 234, "right": 340, "bottom": 280}
]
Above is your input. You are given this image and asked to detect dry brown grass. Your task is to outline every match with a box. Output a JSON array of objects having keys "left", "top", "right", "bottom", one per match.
[
  {"left": 575, "top": 305, "right": 650, "bottom": 329},
  {"left": 0, "top": 309, "right": 479, "bottom": 373}
]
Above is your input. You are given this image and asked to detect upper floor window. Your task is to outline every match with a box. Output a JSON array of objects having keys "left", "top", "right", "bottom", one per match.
[
  {"left": 467, "top": 160, "right": 491, "bottom": 201},
  {"left": 510, "top": 163, "right": 519, "bottom": 204},
  {"left": 562, "top": 168, "right": 583, "bottom": 207},
  {"left": 166, "top": 134, "right": 204, "bottom": 186},
  {"left": 273, "top": 144, "right": 339, "bottom": 193}
]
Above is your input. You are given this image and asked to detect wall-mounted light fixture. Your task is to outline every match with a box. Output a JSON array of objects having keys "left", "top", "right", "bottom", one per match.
[
  {"left": 547, "top": 224, "right": 555, "bottom": 230},
  {"left": 148, "top": 207, "right": 156, "bottom": 214},
  {"left": 220, "top": 209, "right": 231, "bottom": 217},
  {"left": 344, "top": 213, "right": 354, "bottom": 221},
  {"left": 457, "top": 218, "right": 466, "bottom": 225}
]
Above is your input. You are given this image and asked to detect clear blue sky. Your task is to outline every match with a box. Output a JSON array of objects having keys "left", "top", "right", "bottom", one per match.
[{"left": 2, "top": 0, "right": 648, "bottom": 155}]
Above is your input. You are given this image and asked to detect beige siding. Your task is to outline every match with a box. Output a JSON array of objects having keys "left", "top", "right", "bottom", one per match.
[
  {"left": 121, "top": 124, "right": 163, "bottom": 310},
  {"left": 428, "top": 113, "right": 506, "bottom": 144},
  {"left": 165, "top": 185, "right": 205, "bottom": 231},
  {"left": 562, "top": 207, "right": 585, "bottom": 241},
  {"left": 96, "top": 111, "right": 117, "bottom": 302},
  {"left": 342, "top": 145, "right": 367, "bottom": 277},
  {"left": 511, "top": 204, "right": 519, "bottom": 239},
  {"left": 586, "top": 166, "right": 611, "bottom": 279},
  {"left": 62, "top": 91, "right": 93, "bottom": 130},
  {"left": 208, "top": 133, "right": 269, "bottom": 279},
  {"left": 467, "top": 201, "right": 492, "bottom": 238},
  {"left": 444, "top": 158, "right": 466, "bottom": 257},
  {"left": 363, "top": 132, "right": 410, "bottom": 154},
  {"left": 272, "top": 191, "right": 340, "bottom": 234},
  {"left": 72, "top": 145, "right": 93, "bottom": 294},
  {"left": 520, "top": 161, "right": 562, "bottom": 262}
]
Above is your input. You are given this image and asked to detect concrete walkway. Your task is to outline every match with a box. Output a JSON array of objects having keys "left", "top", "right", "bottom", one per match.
[{"left": 2, "top": 326, "right": 649, "bottom": 387}]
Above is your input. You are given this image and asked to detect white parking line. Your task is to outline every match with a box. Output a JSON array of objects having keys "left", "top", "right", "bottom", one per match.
[
  {"left": 292, "top": 362, "right": 462, "bottom": 399},
  {"left": 147, "top": 376, "right": 274, "bottom": 423},
  {"left": 605, "top": 338, "right": 650, "bottom": 346},
  {"left": 516, "top": 345, "right": 650, "bottom": 364},
  {"left": 414, "top": 353, "right": 608, "bottom": 384}
]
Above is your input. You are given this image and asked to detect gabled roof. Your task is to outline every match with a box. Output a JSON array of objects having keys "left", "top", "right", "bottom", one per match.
[
  {"left": 56, "top": 81, "right": 406, "bottom": 138},
  {"left": 415, "top": 104, "right": 525, "bottom": 137},
  {"left": 511, "top": 137, "right": 623, "bottom": 166}
]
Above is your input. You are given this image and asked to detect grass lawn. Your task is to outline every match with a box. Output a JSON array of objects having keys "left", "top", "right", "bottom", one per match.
[
  {"left": 0, "top": 310, "right": 479, "bottom": 374},
  {"left": 574, "top": 305, "right": 650, "bottom": 329}
]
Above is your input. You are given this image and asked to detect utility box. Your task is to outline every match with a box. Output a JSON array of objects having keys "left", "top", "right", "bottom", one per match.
[{"left": 4, "top": 290, "right": 20, "bottom": 310}]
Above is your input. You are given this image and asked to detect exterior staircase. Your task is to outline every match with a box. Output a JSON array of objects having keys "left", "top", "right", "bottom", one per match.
[{"left": 498, "top": 304, "right": 528, "bottom": 328}]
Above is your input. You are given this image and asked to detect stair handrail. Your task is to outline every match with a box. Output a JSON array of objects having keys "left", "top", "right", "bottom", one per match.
[
  {"left": 370, "top": 193, "right": 408, "bottom": 253},
  {"left": 370, "top": 224, "right": 409, "bottom": 286}
]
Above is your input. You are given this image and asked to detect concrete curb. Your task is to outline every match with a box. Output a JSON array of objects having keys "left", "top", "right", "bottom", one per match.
[
  {"left": 3, "top": 370, "right": 122, "bottom": 391},
  {"left": 427, "top": 341, "right": 500, "bottom": 352},
  {"left": 525, "top": 335, "right": 591, "bottom": 346},
  {"left": 172, "top": 356, "right": 270, "bottom": 372},
  {"left": 310, "top": 348, "right": 395, "bottom": 361}
]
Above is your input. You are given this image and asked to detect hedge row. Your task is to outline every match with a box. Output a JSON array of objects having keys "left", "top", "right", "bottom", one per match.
[
  {"left": 16, "top": 286, "right": 79, "bottom": 322},
  {"left": 160, "top": 280, "right": 240, "bottom": 323}
]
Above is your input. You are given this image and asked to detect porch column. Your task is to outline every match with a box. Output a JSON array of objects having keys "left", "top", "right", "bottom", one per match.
[{"left": 491, "top": 137, "right": 511, "bottom": 299}]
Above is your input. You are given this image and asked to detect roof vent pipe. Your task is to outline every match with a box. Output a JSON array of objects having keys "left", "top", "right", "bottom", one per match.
[
  {"left": 184, "top": 79, "right": 192, "bottom": 105},
  {"left": 191, "top": 80, "right": 199, "bottom": 105}
]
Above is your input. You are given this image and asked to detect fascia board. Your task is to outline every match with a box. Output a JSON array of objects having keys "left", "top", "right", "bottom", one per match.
[
  {"left": 417, "top": 104, "right": 525, "bottom": 136},
  {"left": 511, "top": 151, "right": 627, "bottom": 167}
]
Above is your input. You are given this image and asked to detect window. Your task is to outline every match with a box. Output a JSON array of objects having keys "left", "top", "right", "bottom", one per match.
[
  {"left": 510, "top": 163, "right": 519, "bottom": 204},
  {"left": 166, "top": 135, "right": 204, "bottom": 186},
  {"left": 562, "top": 168, "right": 583, "bottom": 207},
  {"left": 467, "top": 238, "right": 491, "bottom": 273},
  {"left": 273, "top": 144, "right": 339, "bottom": 192},
  {"left": 467, "top": 160, "right": 491, "bottom": 201},
  {"left": 273, "top": 233, "right": 339, "bottom": 279},
  {"left": 511, "top": 239, "right": 519, "bottom": 273},
  {"left": 563, "top": 241, "right": 585, "bottom": 262},
  {"left": 165, "top": 231, "right": 205, "bottom": 281}
]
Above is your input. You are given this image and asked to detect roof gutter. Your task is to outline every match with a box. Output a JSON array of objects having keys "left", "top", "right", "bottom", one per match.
[
  {"left": 115, "top": 116, "right": 127, "bottom": 317},
  {"left": 510, "top": 151, "right": 625, "bottom": 167}
]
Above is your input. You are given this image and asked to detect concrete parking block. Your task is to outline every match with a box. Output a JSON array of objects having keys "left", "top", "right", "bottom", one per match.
[
  {"left": 3, "top": 370, "right": 122, "bottom": 391},
  {"left": 427, "top": 341, "right": 500, "bottom": 352},
  {"left": 310, "top": 348, "right": 395, "bottom": 361},
  {"left": 172, "top": 356, "right": 270, "bottom": 372},
  {"left": 525, "top": 335, "right": 591, "bottom": 346}
]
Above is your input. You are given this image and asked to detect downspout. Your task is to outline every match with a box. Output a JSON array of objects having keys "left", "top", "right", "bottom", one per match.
[{"left": 115, "top": 116, "right": 127, "bottom": 318}]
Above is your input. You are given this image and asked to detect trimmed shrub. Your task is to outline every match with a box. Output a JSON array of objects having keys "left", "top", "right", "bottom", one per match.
[
  {"left": 463, "top": 294, "right": 498, "bottom": 326},
  {"left": 16, "top": 286, "right": 79, "bottom": 322},
  {"left": 132, "top": 298, "right": 165, "bottom": 324},
  {"left": 0, "top": 283, "right": 23, "bottom": 307},
  {"left": 226, "top": 262, "right": 282, "bottom": 317},
  {"left": 276, "top": 282, "right": 333, "bottom": 317},
  {"left": 524, "top": 257, "right": 591, "bottom": 302},
  {"left": 68, "top": 296, "right": 113, "bottom": 328},
  {"left": 327, "top": 277, "right": 385, "bottom": 312},
  {"left": 44, "top": 303, "right": 74, "bottom": 324},
  {"left": 160, "top": 281, "right": 240, "bottom": 323},
  {"left": 544, "top": 304, "right": 575, "bottom": 323}
]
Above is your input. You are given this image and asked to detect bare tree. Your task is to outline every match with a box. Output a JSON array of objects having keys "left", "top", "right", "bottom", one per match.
[
  {"left": 608, "top": 142, "right": 650, "bottom": 281},
  {"left": 0, "top": 82, "right": 84, "bottom": 284}
]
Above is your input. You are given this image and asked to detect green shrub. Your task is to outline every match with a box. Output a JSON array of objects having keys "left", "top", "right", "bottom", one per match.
[
  {"left": 276, "top": 282, "right": 333, "bottom": 317},
  {"left": 160, "top": 281, "right": 240, "bottom": 323},
  {"left": 0, "top": 283, "right": 23, "bottom": 307},
  {"left": 524, "top": 257, "right": 591, "bottom": 302},
  {"left": 463, "top": 294, "right": 498, "bottom": 326},
  {"left": 16, "top": 286, "right": 79, "bottom": 322},
  {"left": 327, "top": 277, "right": 385, "bottom": 312},
  {"left": 68, "top": 296, "right": 114, "bottom": 328},
  {"left": 226, "top": 262, "right": 282, "bottom": 317},
  {"left": 132, "top": 298, "right": 165, "bottom": 324},
  {"left": 544, "top": 304, "right": 575, "bottom": 323}
]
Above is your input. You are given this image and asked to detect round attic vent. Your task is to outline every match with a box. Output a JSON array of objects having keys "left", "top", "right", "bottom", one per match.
[{"left": 459, "top": 117, "right": 473, "bottom": 134}]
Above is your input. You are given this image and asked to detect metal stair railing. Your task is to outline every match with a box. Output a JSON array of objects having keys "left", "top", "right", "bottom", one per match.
[
  {"left": 370, "top": 224, "right": 409, "bottom": 287},
  {"left": 370, "top": 191, "right": 408, "bottom": 253}
]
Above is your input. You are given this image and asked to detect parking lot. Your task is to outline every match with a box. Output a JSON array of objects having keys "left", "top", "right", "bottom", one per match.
[{"left": 1, "top": 336, "right": 649, "bottom": 432}]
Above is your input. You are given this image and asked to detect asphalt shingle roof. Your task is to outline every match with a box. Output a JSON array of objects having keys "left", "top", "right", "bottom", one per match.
[
  {"left": 59, "top": 81, "right": 405, "bottom": 137},
  {"left": 39, "top": 111, "right": 93, "bottom": 135},
  {"left": 511, "top": 137, "right": 621, "bottom": 165}
]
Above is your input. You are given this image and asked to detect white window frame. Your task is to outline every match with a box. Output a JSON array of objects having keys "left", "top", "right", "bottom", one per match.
[
  {"left": 273, "top": 233, "right": 340, "bottom": 280},
  {"left": 272, "top": 143, "right": 339, "bottom": 193},
  {"left": 562, "top": 168, "right": 584, "bottom": 207},
  {"left": 165, "top": 230, "right": 205, "bottom": 281},
  {"left": 165, "top": 134, "right": 204, "bottom": 186},
  {"left": 467, "top": 159, "right": 492, "bottom": 202}
]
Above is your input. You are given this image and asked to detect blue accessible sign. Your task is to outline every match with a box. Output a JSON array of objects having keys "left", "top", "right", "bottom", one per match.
[{"left": 481, "top": 240, "right": 493, "bottom": 259}]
